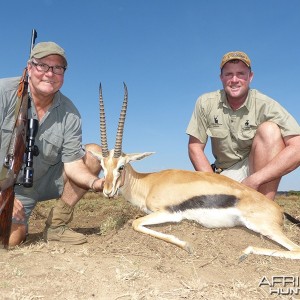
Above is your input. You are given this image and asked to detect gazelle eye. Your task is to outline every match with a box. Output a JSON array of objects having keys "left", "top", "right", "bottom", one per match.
[{"left": 118, "top": 165, "right": 124, "bottom": 172}]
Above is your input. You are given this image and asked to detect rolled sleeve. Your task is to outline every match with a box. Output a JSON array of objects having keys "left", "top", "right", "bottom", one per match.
[
  {"left": 255, "top": 92, "right": 300, "bottom": 137},
  {"left": 61, "top": 112, "right": 85, "bottom": 163},
  {"left": 186, "top": 96, "right": 209, "bottom": 143}
]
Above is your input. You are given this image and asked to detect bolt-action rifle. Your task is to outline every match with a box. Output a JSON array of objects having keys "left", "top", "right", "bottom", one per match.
[{"left": 0, "top": 29, "right": 38, "bottom": 248}]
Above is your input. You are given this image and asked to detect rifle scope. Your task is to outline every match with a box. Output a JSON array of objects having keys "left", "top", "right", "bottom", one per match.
[{"left": 23, "top": 118, "right": 39, "bottom": 188}]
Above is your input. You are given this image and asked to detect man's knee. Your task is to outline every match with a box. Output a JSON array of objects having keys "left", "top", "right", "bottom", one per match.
[
  {"left": 84, "top": 143, "right": 102, "bottom": 175},
  {"left": 253, "top": 122, "right": 285, "bottom": 151},
  {"left": 85, "top": 143, "right": 102, "bottom": 153},
  {"left": 256, "top": 121, "right": 282, "bottom": 141},
  {"left": 9, "top": 223, "right": 27, "bottom": 247}
]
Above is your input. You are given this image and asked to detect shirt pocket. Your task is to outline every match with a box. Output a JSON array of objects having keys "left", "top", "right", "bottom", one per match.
[
  {"left": 206, "top": 127, "right": 228, "bottom": 139},
  {"left": 237, "top": 127, "right": 256, "bottom": 150},
  {"left": 238, "top": 128, "right": 256, "bottom": 140},
  {"left": 40, "top": 131, "right": 64, "bottom": 165},
  {"left": 206, "top": 127, "right": 229, "bottom": 152}
]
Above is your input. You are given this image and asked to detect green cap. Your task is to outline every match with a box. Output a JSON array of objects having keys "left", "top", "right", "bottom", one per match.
[{"left": 30, "top": 42, "right": 67, "bottom": 66}]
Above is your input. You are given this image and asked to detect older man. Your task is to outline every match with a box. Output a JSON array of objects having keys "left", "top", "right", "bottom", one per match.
[
  {"left": 186, "top": 51, "right": 300, "bottom": 199},
  {"left": 0, "top": 42, "right": 104, "bottom": 246}
]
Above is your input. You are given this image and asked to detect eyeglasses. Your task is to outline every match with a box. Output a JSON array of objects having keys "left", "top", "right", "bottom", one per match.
[{"left": 31, "top": 61, "right": 66, "bottom": 75}]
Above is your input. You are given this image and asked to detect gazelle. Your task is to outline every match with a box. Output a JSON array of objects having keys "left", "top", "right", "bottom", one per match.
[{"left": 90, "top": 83, "right": 300, "bottom": 260}]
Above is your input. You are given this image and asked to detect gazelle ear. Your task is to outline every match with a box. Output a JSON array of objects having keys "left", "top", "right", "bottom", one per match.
[
  {"left": 89, "top": 150, "right": 103, "bottom": 161},
  {"left": 125, "top": 152, "right": 155, "bottom": 164}
]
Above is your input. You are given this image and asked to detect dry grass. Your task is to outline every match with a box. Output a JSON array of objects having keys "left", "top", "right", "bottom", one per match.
[
  {"left": 2, "top": 193, "right": 299, "bottom": 300},
  {"left": 276, "top": 194, "right": 300, "bottom": 219},
  {"left": 30, "top": 192, "right": 142, "bottom": 235}
]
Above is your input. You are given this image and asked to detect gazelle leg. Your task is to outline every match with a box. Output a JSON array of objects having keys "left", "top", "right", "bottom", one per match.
[
  {"left": 242, "top": 246, "right": 300, "bottom": 259},
  {"left": 132, "top": 211, "right": 192, "bottom": 253},
  {"left": 241, "top": 224, "right": 300, "bottom": 260}
]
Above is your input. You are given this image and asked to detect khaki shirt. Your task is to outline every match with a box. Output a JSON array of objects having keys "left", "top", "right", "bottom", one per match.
[
  {"left": 0, "top": 77, "right": 85, "bottom": 183},
  {"left": 186, "top": 89, "right": 300, "bottom": 169}
]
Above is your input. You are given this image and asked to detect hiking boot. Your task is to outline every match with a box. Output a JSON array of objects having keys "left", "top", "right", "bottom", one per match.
[
  {"left": 43, "top": 199, "right": 87, "bottom": 245},
  {"left": 43, "top": 225, "right": 87, "bottom": 245}
]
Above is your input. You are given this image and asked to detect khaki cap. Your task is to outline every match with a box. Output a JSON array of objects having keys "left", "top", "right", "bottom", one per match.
[
  {"left": 30, "top": 42, "right": 67, "bottom": 66},
  {"left": 220, "top": 51, "right": 251, "bottom": 69}
]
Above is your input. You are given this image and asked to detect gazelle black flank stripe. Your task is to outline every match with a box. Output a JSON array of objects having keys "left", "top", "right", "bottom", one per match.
[{"left": 166, "top": 194, "right": 238, "bottom": 213}]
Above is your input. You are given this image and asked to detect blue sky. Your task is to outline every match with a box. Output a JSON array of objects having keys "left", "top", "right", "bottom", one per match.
[{"left": 1, "top": 0, "right": 299, "bottom": 191}]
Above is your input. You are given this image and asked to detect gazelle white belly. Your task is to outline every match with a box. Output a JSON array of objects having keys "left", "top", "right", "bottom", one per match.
[{"left": 181, "top": 207, "right": 242, "bottom": 228}]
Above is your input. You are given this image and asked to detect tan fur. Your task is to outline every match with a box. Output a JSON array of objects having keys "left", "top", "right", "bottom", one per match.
[{"left": 91, "top": 150, "right": 300, "bottom": 259}]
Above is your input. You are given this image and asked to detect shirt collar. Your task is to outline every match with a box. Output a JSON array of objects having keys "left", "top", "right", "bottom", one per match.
[
  {"left": 220, "top": 89, "right": 252, "bottom": 111},
  {"left": 28, "top": 90, "right": 61, "bottom": 109},
  {"left": 49, "top": 91, "right": 61, "bottom": 110}
]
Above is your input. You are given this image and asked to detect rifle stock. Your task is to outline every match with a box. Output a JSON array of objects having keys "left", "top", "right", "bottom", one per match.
[
  {"left": 0, "top": 29, "right": 37, "bottom": 248},
  {"left": 0, "top": 187, "right": 14, "bottom": 247}
]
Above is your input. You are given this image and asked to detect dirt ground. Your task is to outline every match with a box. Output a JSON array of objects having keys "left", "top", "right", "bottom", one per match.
[{"left": 1, "top": 193, "right": 300, "bottom": 300}]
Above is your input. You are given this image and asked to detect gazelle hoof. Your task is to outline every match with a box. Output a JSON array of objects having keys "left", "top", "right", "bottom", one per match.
[
  {"left": 239, "top": 246, "right": 254, "bottom": 262},
  {"left": 183, "top": 243, "right": 193, "bottom": 254},
  {"left": 239, "top": 254, "right": 248, "bottom": 262}
]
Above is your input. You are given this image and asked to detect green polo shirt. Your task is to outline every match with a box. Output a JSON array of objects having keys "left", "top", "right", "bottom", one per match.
[
  {"left": 186, "top": 89, "right": 300, "bottom": 169},
  {"left": 0, "top": 77, "right": 85, "bottom": 183}
]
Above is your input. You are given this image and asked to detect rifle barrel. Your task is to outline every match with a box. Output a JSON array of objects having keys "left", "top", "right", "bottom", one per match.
[{"left": 30, "top": 29, "right": 38, "bottom": 55}]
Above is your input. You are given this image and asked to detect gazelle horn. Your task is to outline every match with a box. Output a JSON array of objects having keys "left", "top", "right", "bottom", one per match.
[
  {"left": 113, "top": 82, "right": 128, "bottom": 158},
  {"left": 99, "top": 83, "right": 109, "bottom": 157}
]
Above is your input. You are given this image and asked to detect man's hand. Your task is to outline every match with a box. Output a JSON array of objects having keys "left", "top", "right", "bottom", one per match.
[
  {"left": 91, "top": 178, "right": 105, "bottom": 192},
  {"left": 241, "top": 175, "right": 260, "bottom": 191},
  {"left": 13, "top": 198, "right": 25, "bottom": 221}
]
